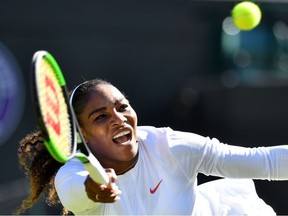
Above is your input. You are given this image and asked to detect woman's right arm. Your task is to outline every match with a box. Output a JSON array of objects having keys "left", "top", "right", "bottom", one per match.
[
  {"left": 54, "top": 159, "right": 101, "bottom": 213},
  {"left": 55, "top": 159, "right": 121, "bottom": 213}
]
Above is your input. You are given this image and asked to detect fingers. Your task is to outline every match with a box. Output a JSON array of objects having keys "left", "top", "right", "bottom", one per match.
[
  {"left": 84, "top": 168, "right": 122, "bottom": 203},
  {"left": 105, "top": 168, "right": 119, "bottom": 190},
  {"left": 94, "top": 187, "right": 122, "bottom": 203},
  {"left": 86, "top": 185, "right": 121, "bottom": 203}
]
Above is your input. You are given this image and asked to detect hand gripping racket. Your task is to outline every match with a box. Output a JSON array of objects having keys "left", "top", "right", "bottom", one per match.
[{"left": 32, "top": 50, "right": 109, "bottom": 185}]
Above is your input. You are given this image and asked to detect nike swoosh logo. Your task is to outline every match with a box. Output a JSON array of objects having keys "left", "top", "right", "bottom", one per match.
[{"left": 150, "top": 179, "right": 163, "bottom": 194}]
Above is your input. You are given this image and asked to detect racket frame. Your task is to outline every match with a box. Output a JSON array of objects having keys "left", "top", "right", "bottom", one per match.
[{"left": 32, "top": 50, "right": 109, "bottom": 185}]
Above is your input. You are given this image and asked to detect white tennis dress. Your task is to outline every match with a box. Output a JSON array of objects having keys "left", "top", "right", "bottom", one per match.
[{"left": 55, "top": 126, "right": 288, "bottom": 215}]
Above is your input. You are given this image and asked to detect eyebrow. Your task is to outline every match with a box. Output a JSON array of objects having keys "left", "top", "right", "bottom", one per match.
[{"left": 87, "top": 97, "right": 127, "bottom": 119}]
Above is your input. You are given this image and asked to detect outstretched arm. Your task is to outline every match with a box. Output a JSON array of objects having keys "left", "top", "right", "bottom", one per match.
[
  {"left": 55, "top": 159, "right": 121, "bottom": 214},
  {"left": 84, "top": 168, "right": 121, "bottom": 203}
]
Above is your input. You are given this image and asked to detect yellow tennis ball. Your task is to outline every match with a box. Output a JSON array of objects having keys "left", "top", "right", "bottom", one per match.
[{"left": 232, "top": 1, "right": 262, "bottom": 31}]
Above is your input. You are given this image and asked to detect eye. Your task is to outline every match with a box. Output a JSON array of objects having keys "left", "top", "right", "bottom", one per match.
[
  {"left": 118, "top": 104, "right": 129, "bottom": 112},
  {"left": 94, "top": 114, "right": 106, "bottom": 121}
]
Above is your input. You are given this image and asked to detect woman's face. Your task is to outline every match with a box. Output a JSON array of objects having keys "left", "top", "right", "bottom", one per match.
[{"left": 79, "top": 84, "right": 138, "bottom": 170}]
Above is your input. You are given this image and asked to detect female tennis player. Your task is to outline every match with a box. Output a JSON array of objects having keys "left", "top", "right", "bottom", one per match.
[{"left": 16, "top": 78, "right": 288, "bottom": 215}]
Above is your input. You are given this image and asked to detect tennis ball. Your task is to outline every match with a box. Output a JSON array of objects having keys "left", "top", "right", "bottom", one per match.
[{"left": 232, "top": 1, "right": 262, "bottom": 31}]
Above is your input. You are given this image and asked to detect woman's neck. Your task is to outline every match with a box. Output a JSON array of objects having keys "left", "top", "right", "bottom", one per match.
[{"left": 116, "top": 151, "right": 139, "bottom": 175}]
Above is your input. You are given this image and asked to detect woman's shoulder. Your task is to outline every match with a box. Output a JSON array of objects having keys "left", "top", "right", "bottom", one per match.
[
  {"left": 55, "top": 157, "right": 87, "bottom": 179},
  {"left": 137, "top": 125, "right": 172, "bottom": 132},
  {"left": 137, "top": 126, "right": 172, "bottom": 139}
]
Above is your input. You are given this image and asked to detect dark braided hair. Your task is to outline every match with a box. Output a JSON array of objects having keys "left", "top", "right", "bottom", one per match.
[{"left": 15, "top": 131, "right": 68, "bottom": 215}]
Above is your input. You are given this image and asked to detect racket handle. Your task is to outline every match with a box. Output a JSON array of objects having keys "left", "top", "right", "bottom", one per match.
[{"left": 84, "top": 155, "right": 109, "bottom": 185}]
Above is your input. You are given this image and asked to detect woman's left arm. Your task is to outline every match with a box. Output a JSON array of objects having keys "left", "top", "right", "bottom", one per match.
[
  {"left": 168, "top": 128, "right": 288, "bottom": 180},
  {"left": 210, "top": 142, "right": 288, "bottom": 180}
]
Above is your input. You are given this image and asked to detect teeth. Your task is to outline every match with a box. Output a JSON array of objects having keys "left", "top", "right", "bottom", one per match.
[{"left": 113, "top": 130, "right": 130, "bottom": 139}]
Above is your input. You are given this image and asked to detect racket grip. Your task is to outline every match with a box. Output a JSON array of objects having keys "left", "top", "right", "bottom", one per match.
[{"left": 84, "top": 155, "right": 109, "bottom": 185}]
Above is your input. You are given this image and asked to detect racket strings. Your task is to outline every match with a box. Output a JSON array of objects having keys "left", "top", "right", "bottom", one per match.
[{"left": 37, "top": 59, "right": 73, "bottom": 158}]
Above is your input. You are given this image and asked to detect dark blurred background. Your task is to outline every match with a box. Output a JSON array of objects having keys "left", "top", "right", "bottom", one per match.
[{"left": 1, "top": 0, "right": 288, "bottom": 214}]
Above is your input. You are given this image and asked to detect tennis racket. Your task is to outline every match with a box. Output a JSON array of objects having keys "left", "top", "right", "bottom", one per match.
[{"left": 31, "top": 50, "right": 109, "bottom": 185}]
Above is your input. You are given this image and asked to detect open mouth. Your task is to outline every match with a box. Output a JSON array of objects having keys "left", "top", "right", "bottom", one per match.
[{"left": 112, "top": 129, "right": 132, "bottom": 144}]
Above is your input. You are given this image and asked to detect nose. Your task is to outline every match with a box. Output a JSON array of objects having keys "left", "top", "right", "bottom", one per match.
[{"left": 111, "top": 109, "right": 127, "bottom": 125}]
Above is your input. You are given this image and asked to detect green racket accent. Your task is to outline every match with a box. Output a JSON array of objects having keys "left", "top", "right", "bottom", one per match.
[
  {"left": 44, "top": 139, "right": 69, "bottom": 163},
  {"left": 43, "top": 52, "right": 66, "bottom": 87},
  {"left": 76, "top": 154, "right": 89, "bottom": 163},
  {"left": 34, "top": 51, "right": 73, "bottom": 164}
]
